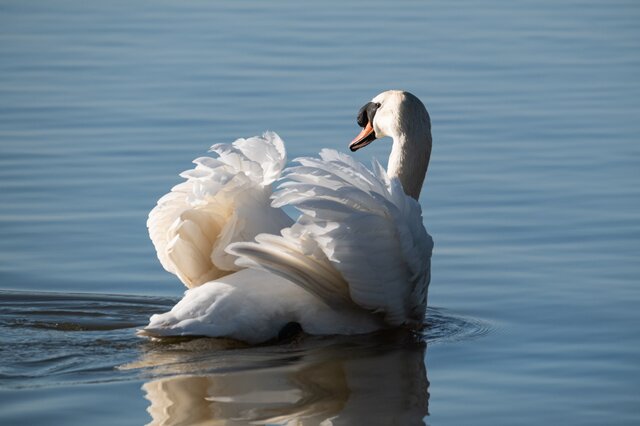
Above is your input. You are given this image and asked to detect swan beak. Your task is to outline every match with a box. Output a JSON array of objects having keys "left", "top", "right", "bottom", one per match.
[{"left": 349, "top": 122, "right": 377, "bottom": 152}]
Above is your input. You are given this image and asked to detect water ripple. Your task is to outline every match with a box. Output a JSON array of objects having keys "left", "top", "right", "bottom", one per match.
[
  {"left": 425, "top": 307, "right": 493, "bottom": 343},
  {"left": 0, "top": 290, "right": 487, "bottom": 389}
]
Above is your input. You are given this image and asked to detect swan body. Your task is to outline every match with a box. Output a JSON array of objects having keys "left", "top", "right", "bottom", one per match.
[
  {"left": 142, "top": 90, "right": 433, "bottom": 343},
  {"left": 144, "top": 268, "right": 383, "bottom": 343}
]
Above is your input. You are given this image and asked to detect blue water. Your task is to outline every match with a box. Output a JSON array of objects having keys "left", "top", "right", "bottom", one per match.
[{"left": 1, "top": 0, "right": 639, "bottom": 424}]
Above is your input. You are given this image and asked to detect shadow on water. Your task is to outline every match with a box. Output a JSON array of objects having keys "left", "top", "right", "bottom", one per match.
[
  {"left": 128, "top": 331, "right": 430, "bottom": 425},
  {"left": 0, "top": 290, "right": 490, "bottom": 424}
]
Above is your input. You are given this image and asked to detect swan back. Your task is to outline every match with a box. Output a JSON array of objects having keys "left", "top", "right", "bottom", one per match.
[{"left": 230, "top": 149, "right": 433, "bottom": 326}]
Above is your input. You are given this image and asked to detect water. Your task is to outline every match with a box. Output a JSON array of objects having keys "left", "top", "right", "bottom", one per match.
[
  {"left": 0, "top": 291, "right": 487, "bottom": 425},
  {"left": 1, "top": 0, "right": 639, "bottom": 424}
]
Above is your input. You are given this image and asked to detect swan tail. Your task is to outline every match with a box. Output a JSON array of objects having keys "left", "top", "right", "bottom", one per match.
[
  {"left": 232, "top": 149, "right": 434, "bottom": 326},
  {"left": 148, "top": 132, "right": 293, "bottom": 288}
]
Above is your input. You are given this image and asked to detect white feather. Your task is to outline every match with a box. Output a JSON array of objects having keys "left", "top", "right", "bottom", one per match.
[
  {"left": 143, "top": 90, "right": 434, "bottom": 342},
  {"left": 141, "top": 269, "right": 381, "bottom": 344},
  {"left": 147, "top": 132, "right": 292, "bottom": 288},
  {"left": 230, "top": 150, "right": 433, "bottom": 326}
]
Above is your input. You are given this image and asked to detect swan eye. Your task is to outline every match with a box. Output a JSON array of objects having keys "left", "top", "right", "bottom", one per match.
[{"left": 356, "top": 102, "right": 381, "bottom": 128}]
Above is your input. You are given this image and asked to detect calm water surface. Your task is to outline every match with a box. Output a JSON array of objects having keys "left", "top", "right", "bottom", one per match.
[{"left": 1, "top": 0, "right": 639, "bottom": 424}]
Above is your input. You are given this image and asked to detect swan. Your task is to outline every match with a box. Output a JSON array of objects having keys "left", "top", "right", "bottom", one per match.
[{"left": 141, "top": 90, "right": 433, "bottom": 344}]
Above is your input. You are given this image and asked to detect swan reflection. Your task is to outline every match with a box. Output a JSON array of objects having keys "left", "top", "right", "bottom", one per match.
[{"left": 136, "top": 331, "right": 429, "bottom": 425}]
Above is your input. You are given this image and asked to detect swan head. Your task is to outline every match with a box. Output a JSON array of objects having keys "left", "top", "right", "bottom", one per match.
[
  {"left": 349, "top": 90, "right": 432, "bottom": 199},
  {"left": 349, "top": 90, "right": 430, "bottom": 152}
]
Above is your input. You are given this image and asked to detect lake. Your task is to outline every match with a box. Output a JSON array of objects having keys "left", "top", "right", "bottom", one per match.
[{"left": 1, "top": 0, "right": 639, "bottom": 424}]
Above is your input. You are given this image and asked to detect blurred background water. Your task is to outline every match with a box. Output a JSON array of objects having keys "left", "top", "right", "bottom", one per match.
[{"left": 1, "top": 0, "right": 639, "bottom": 424}]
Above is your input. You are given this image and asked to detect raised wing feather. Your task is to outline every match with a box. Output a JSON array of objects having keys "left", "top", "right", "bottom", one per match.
[
  {"left": 148, "top": 132, "right": 293, "bottom": 288},
  {"left": 230, "top": 149, "right": 433, "bottom": 326}
]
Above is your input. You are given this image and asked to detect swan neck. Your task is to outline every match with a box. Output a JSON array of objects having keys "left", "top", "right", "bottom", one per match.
[{"left": 387, "top": 130, "right": 432, "bottom": 200}]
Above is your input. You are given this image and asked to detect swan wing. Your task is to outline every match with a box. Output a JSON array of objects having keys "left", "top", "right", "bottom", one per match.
[
  {"left": 148, "top": 132, "right": 293, "bottom": 288},
  {"left": 230, "top": 149, "right": 433, "bottom": 326}
]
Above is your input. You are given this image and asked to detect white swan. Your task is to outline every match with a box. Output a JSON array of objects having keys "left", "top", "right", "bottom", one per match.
[{"left": 141, "top": 90, "right": 433, "bottom": 343}]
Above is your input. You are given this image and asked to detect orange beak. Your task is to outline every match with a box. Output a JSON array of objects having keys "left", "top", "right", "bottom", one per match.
[{"left": 349, "top": 122, "right": 376, "bottom": 152}]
